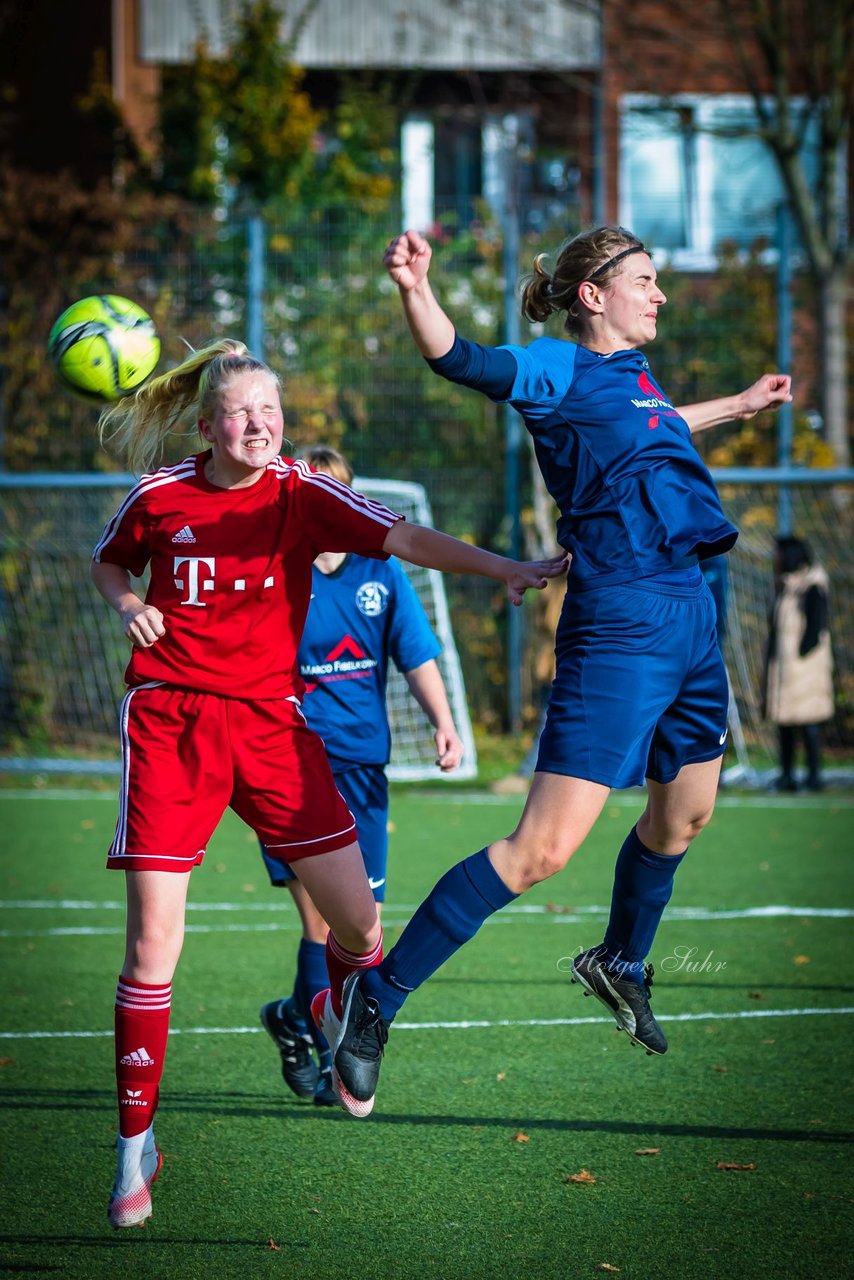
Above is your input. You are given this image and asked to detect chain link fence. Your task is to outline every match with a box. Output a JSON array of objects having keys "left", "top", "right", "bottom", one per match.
[{"left": 2, "top": 202, "right": 848, "bottom": 745}]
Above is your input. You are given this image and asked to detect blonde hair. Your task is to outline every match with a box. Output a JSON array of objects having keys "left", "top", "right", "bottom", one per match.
[
  {"left": 520, "top": 225, "right": 647, "bottom": 336},
  {"left": 299, "top": 443, "right": 353, "bottom": 486},
  {"left": 98, "top": 339, "right": 282, "bottom": 474}
]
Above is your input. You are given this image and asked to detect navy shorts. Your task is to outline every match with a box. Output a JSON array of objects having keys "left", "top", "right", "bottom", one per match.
[
  {"left": 261, "top": 763, "right": 390, "bottom": 901},
  {"left": 536, "top": 568, "right": 728, "bottom": 789}
]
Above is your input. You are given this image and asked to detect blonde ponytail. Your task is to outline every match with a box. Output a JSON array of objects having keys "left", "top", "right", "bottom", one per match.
[{"left": 99, "top": 339, "right": 278, "bottom": 474}]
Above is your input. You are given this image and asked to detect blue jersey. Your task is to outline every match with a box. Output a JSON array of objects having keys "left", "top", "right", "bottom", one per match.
[
  {"left": 297, "top": 554, "right": 440, "bottom": 767},
  {"left": 430, "top": 336, "right": 737, "bottom": 590}
]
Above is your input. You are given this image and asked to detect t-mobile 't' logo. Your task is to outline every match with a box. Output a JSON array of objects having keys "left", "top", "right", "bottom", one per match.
[{"left": 173, "top": 555, "right": 216, "bottom": 606}]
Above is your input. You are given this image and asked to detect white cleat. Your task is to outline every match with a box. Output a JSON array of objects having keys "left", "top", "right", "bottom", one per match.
[{"left": 107, "top": 1128, "right": 163, "bottom": 1229}]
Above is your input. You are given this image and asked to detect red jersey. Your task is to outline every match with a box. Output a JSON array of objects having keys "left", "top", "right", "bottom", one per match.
[{"left": 93, "top": 452, "right": 402, "bottom": 698}]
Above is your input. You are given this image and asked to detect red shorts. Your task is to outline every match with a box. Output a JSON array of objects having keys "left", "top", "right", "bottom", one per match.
[{"left": 107, "top": 684, "right": 356, "bottom": 873}]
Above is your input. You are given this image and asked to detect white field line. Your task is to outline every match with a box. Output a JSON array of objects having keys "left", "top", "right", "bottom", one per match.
[
  {"left": 0, "top": 903, "right": 851, "bottom": 939},
  {"left": 0, "top": 900, "right": 851, "bottom": 919},
  {"left": 2, "top": 1006, "right": 853, "bottom": 1041},
  {"left": 1, "top": 789, "right": 852, "bottom": 809}
]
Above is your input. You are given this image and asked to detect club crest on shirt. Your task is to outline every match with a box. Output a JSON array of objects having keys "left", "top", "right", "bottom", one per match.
[{"left": 356, "top": 581, "right": 389, "bottom": 617}]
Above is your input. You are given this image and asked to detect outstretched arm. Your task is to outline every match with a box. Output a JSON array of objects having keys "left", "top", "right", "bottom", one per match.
[
  {"left": 91, "top": 559, "right": 165, "bottom": 648},
  {"left": 382, "top": 521, "right": 569, "bottom": 608},
  {"left": 383, "top": 231, "right": 456, "bottom": 359},
  {"left": 678, "top": 373, "right": 792, "bottom": 434},
  {"left": 404, "top": 659, "right": 464, "bottom": 772}
]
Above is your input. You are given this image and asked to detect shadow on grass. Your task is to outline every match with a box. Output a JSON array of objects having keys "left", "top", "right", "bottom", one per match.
[
  {"left": 2, "top": 1086, "right": 851, "bottom": 1144},
  {"left": 0, "top": 1232, "right": 298, "bottom": 1250}
]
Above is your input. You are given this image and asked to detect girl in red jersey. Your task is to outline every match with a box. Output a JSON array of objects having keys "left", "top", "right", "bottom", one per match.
[{"left": 92, "top": 338, "right": 566, "bottom": 1228}]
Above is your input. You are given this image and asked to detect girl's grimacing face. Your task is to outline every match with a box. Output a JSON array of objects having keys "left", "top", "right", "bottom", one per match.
[{"left": 199, "top": 371, "right": 284, "bottom": 474}]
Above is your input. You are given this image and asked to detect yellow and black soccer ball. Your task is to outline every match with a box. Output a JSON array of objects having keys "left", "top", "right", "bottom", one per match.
[{"left": 48, "top": 295, "right": 160, "bottom": 402}]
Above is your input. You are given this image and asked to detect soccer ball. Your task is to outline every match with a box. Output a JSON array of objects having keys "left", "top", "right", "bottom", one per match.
[{"left": 48, "top": 295, "right": 160, "bottom": 402}]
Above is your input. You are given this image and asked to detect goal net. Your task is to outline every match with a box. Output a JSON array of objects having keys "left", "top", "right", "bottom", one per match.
[
  {"left": 715, "top": 475, "right": 853, "bottom": 787},
  {"left": 0, "top": 473, "right": 477, "bottom": 782}
]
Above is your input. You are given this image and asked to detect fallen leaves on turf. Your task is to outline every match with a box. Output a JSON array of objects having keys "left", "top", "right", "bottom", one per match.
[
  {"left": 266, "top": 1238, "right": 281, "bottom": 1251},
  {"left": 716, "top": 1161, "right": 757, "bottom": 1171},
  {"left": 564, "top": 1168, "right": 596, "bottom": 1183},
  {"left": 511, "top": 1131, "right": 529, "bottom": 1143},
  {"left": 634, "top": 1148, "right": 660, "bottom": 1156},
  {"left": 597, "top": 1265, "right": 621, "bottom": 1273},
  {"left": 748, "top": 991, "right": 765, "bottom": 999},
  {"left": 793, "top": 955, "right": 811, "bottom": 965}
]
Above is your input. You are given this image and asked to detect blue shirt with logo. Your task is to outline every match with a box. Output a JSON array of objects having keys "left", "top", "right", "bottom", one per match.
[
  {"left": 298, "top": 554, "right": 441, "bottom": 767},
  {"left": 429, "top": 336, "right": 737, "bottom": 590}
]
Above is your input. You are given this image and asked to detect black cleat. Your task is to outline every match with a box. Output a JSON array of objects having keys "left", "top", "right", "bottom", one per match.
[
  {"left": 313, "top": 973, "right": 389, "bottom": 1116},
  {"left": 260, "top": 998, "right": 319, "bottom": 1098},
  {"left": 571, "top": 947, "right": 668, "bottom": 1055},
  {"left": 311, "top": 974, "right": 389, "bottom": 1116}
]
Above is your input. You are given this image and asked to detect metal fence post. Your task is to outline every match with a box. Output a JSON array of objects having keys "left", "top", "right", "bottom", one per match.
[
  {"left": 776, "top": 203, "right": 794, "bottom": 535},
  {"left": 247, "top": 211, "right": 266, "bottom": 361},
  {"left": 502, "top": 124, "right": 523, "bottom": 734}
]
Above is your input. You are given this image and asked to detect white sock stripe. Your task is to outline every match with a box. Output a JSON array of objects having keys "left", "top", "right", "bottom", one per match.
[
  {"left": 328, "top": 932, "right": 383, "bottom": 967},
  {"left": 116, "top": 981, "right": 172, "bottom": 1011},
  {"left": 116, "top": 997, "right": 172, "bottom": 1011},
  {"left": 328, "top": 938, "right": 383, "bottom": 967},
  {"left": 115, "top": 983, "right": 171, "bottom": 993}
]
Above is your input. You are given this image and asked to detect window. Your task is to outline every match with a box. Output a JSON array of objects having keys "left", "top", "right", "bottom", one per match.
[
  {"left": 402, "top": 111, "right": 579, "bottom": 234},
  {"left": 619, "top": 94, "right": 820, "bottom": 266}
]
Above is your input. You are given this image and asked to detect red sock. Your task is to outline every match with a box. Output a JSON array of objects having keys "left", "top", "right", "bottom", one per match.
[
  {"left": 114, "top": 975, "right": 171, "bottom": 1138},
  {"left": 326, "top": 931, "right": 383, "bottom": 1017}
]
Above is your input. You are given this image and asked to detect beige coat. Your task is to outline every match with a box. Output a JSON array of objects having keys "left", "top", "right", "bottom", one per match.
[{"left": 764, "top": 564, "right": 834, "bottom": 725}]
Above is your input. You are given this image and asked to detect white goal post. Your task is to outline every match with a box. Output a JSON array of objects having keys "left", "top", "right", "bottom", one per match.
[{"left": 354, "top": 476, "right": 478, "bottom": 781}]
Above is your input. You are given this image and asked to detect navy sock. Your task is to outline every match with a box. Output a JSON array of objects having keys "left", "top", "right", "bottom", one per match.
[
  {"left": 294, "top": 938, "right": 330, "bottom": 1051},
  {"left": 601, "top": 826, "right": 685, "bottom": 983},
  {"left": 361, "top": 849, "right": 518, "bottom": 1020}
]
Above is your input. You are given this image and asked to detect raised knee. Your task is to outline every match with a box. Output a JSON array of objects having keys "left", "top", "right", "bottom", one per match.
[
  {"left": 640, "top": 807, "right": 712, "bottom": 853},
  {"left": 517, "top": 843, "right": 570, "bottom": 889},
  {"left": 332, "top": 917, "right": 381, "bottom": 956},
  {"left": 684, "top": 804, "right": 714, "bottom": 843}
]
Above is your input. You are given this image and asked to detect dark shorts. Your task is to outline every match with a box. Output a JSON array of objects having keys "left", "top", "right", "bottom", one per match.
[
  {"left": 261, "top": 763, "right": 390, "bottom": 901},
  {"left": 536, "top": 569, "right": 728, "bottom": 789}
]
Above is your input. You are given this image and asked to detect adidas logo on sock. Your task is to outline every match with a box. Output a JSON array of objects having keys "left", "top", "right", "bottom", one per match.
[
  {"left": 171, "top": 525, "right": 196, "bottom": 544},
  {"left": 120, "top": 1046, "right": 155, "bottom": 1067}
]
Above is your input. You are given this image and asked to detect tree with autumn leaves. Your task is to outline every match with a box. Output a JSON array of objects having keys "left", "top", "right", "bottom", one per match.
[
  {"left": 606, "top": 0, "right": 852, "bottom": 466},
  {"left": 156, "top": 0, "right": 395, "bottom": 212}
]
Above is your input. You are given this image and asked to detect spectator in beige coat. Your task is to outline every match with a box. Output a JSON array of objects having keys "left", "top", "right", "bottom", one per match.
[{"left": 763, "top": 536, "right": 834, "bottom": 791}]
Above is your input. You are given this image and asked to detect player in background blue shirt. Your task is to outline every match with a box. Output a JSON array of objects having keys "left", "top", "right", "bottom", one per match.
[
  {"left": 314, "top": 225, "right": 792, "bottom": 1115},
  {"left": 260, "top": 445, "right": 464, "bottom": 1105}
]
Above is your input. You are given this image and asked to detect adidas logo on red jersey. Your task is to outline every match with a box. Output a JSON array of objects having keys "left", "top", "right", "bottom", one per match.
[{"left": 171, "top": 525, "right": 196, "bottom": 544}]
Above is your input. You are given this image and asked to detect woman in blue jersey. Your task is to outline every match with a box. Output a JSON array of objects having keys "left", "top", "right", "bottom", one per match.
[
  {"left": 260, "top": 445, "right": 464, "bottom": 1105},
  {"left": 314, "top": 225, "right": 793, "bottom": 1112}
]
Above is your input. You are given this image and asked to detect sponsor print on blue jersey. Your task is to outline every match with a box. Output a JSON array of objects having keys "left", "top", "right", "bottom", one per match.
[
  {"left": 432, "top": 336, "right": 738, "bottom": 589},
  {"left": 298, "top": 555, "right": 440, "bottom": 766}
]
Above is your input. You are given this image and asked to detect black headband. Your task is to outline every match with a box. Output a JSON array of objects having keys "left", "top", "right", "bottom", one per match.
[{"left": 587, "top": 244, "right": 648, "bottom": 280}]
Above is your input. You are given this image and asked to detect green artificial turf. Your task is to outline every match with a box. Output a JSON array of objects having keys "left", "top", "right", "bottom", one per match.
[{"left": 1, "top": 788, "right": 853, "bottom": 1279}]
